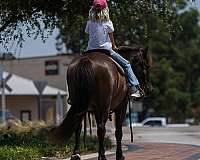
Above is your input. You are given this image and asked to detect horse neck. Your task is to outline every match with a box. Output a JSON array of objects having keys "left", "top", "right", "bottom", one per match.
[{"left": 118, "top": 48, "right": 139, "bottom": 62}]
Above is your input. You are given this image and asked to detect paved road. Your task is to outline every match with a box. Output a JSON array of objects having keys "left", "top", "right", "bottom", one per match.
[
  {"left": 62, "top": 126, "right": 200, "bottom": 160},
  {"left": 87, "top": 126, "right": 200, "bottom": 160},
  {"left": 121, "top": 126, "right": 200, "bottom": 146}
]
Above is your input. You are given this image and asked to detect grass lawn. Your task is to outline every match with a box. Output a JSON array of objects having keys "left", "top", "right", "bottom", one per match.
[{"left": 0, "top": 122, "right": 112, "bottom": 160}]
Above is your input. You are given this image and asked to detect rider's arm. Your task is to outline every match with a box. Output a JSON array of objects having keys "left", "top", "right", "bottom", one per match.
[
  {"left": 108, "top": 32, "right": 118, "bottom": 51},
  {"left": 85, "top": 21, "right": 90, "bottom": 34}
]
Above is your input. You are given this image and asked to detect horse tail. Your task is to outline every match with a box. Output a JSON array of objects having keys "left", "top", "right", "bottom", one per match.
[
  {"left": 48, "top": 107, "right": 85, "bottom": 144},
  {"left": 73, "top": 56, "right": 95, "bottom": 113},
  {"left": 48, "top": 56, "right": 95, "bottom": 144}
]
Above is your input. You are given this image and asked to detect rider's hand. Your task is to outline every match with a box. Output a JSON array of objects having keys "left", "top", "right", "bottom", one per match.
[{"left": 112, "top": 45, "right": 118, "bottom": 52}]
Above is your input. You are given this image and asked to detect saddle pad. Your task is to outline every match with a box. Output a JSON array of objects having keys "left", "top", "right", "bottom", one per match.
[
  {"left": 83, "top": 49, "right": 111, "bottom": 56},
  {"left": 83, "top": 49, "right": 125, "bottom": 76}
]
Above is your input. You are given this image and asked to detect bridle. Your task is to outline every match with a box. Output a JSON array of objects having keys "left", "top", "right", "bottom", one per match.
[{"left": 133, "top": 48, "right": 150, "bottom": 91}]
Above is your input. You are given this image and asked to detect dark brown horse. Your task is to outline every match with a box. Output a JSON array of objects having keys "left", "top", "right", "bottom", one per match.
[{"left": 49, "top": 46, "right": 153, "bottom": 160}]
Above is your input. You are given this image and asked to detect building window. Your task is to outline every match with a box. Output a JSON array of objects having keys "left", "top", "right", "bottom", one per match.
[
  {"left": 45, "top": 60, "right": 59, "bottom": 75},
  {"left": 20, "top": 110, "right": 31, "bottom": 122}
]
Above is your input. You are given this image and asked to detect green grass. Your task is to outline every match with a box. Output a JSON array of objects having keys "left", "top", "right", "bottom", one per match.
[{"left": 0, "top": 123, "right": 112, "bottom": 160}]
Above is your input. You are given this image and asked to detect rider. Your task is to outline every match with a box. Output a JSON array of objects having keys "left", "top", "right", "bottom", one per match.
[{"left": 85, "top": 0, "right": 144, "bottom": 99}]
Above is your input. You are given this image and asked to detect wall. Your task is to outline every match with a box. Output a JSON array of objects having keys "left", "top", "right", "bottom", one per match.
[{"left": 5, "top": 96, "right": 38, "bottom": 121}]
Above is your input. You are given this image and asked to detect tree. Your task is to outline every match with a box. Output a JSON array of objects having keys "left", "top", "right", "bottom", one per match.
[
  {"left": 0, "top": 0, "right": 189, "bottom": 52},
  {"left": 144, "top": 5, "right": 200, "bottom": 123}
]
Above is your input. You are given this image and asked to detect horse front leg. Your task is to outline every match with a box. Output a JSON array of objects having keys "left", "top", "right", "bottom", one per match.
[
  {"left": 115, "top": 105, "right": 127, "bottom": 160},
  {"left": 70, "top": 123, "right": 82, "bottom": 160}
]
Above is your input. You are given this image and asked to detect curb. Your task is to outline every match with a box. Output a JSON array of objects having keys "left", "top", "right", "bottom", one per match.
[
  {"left": 64, "top": 151, "right": 115, "bottom": 160},
  {"left": 41, "top": 145, "right": 128, "bottom": 160},
  {"left": 41, "top": 151, "right": 115, "bottom": 160},
  {"left": 64, "top": 144, "right": 130, "bottom": 160}
]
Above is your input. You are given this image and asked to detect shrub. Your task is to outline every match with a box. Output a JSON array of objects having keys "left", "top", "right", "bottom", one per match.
[{"left": 0, "top": 122, "right": 112, "bottom": 160}]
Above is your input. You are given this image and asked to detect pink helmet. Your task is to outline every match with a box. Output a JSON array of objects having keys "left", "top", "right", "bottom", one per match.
[{"left": 93, "top": 0, "right": 108, "bottom": 10}]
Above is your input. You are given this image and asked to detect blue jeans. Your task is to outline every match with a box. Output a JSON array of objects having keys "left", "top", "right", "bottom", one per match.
[{"left": 109, "top": 49, "right": 139, "bottom": 86}]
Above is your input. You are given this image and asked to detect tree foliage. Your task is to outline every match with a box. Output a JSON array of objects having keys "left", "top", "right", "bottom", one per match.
[
  {"left": 0, "top": 0, "right": 191, "bottom": 52},
  {"left": 144, "top": 6, "right": 200, "bottom": 123},
  {"left": 0, "top": 0, "right": 63, "bottom": 50}
]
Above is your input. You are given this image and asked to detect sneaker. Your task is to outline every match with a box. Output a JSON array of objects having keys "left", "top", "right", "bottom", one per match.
[{"left": 130, "top": 85, "right": 145, "bottom": 99}]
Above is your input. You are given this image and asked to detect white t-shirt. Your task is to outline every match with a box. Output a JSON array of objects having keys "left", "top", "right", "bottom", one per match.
[{"left": 85, "top": 20, "right": 114, "bottom": 50}]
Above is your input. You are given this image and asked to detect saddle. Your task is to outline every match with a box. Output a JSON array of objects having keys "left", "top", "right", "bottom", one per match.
[{"left": 83, "top": 49, "right": 125, "bottom": 76}]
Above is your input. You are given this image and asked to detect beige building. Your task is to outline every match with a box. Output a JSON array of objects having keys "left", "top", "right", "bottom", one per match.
[
  {"left": 0, "top": 71, "right": 66, "bottom": 124},
  {"left": 0, "top": 53, "right": 77, "bottom": 110},
  {"left": 0, "top": 53, "right": 76, "bottom": 124},
  {"left": 0, "top": 53, "right": 77, "bottom": 91}
]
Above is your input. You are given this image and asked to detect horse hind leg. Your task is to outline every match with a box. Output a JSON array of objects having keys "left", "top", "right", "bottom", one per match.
[
  {"left": 115, "top": 104, "right": 127, "bottom": 160},
  {"left": 95, "top": 113, "right": 108, "bottom": 160},
  {"left": 70, "top": 123, "right": 82, "bottom": 160}
]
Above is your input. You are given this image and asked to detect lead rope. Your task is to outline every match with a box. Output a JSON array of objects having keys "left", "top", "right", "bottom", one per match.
[
  {"left": 84, "top": 115, "right": 87, "bottom": 148},
  {"left": 128, "top": 97, "right": 134, "bottom": 143},
  {"left": 88, "top": 113, "right": 92, "bottom": 135}
]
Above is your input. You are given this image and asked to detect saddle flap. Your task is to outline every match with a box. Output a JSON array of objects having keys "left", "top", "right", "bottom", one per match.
[{"left": 108, "top": 57, "right": 125, "bottom": 76}]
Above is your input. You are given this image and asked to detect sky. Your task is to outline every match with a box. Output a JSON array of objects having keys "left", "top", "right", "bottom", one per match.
[
  {"left": 0, "top": 1, "right": 200, "bottom": 58},
  {"left": 0, "top": 28, "right": 64, "bottom": 58},
  {"left": 19, "top": 29, "right": 63, "bottom": 57},
  {"left": 19, "top": 29, "right": 65, "bottom": 58}
]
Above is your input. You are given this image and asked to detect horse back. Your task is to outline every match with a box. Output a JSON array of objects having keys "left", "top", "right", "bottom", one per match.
[{"left": 67, "top": 52, "right": 128, "bottom": 112}]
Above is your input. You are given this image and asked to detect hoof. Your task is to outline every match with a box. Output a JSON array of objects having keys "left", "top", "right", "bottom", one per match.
[
  {"left": 70, "top": 154, "right": 81, "bottom": 160},
  {"left": 117, "top": 155, "right": 125, "bottom": 160},
  {"left": 98, "top": 155, "right": 107, "bottom": 160}
]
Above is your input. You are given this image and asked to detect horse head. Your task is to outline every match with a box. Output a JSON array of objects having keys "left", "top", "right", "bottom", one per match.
[{"left": 118, "top": 46, "right": 153, "bottom": 96}]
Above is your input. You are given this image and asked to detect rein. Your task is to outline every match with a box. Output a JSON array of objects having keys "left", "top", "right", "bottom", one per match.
[
  {"left": 128, "top": 96, "right": 134, "bottom": 143},
  {"left": 134, "top": 48, "right": 150, "bottom": 91}
]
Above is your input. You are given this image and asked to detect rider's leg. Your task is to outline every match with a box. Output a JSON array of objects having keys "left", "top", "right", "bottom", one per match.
[{"left": 109, "top": 49, "right": 144, "bottom": 98}]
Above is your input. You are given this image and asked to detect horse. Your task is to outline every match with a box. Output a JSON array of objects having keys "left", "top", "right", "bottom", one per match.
[{"left": 48, "top": 46, "right": 153, "bottom": 160}]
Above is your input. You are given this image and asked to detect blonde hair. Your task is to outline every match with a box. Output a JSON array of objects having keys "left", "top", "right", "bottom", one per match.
[{"left": 89, "top": 7, "right": 110, "bottom": 21}]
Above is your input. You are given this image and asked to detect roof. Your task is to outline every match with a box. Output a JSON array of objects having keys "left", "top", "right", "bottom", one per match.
[
  {"left": 0, "top": 53, "right": 79, "bottom": 61},
  {"left": 1, "top": 72, "right": 67, "bottom": 96}
]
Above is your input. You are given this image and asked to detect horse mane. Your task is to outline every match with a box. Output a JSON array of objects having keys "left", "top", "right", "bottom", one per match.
[
  {"left": 118, "top": 45, "right": 142, "bottom": 54},
  {"left": 118, "top": 45, "right": 143, "bottom": 57},
  {"left": 118, "top": 45, "right": 153, "bottom": 69}
]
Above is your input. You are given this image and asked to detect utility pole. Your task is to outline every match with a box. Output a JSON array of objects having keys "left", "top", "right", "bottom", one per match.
[
  {"left": 56, "top": 91, "right": 64, "bottom": 125},
  {"left": 0, "top": 65, "right": 12, "bottom": 126},
  {"left": 34, "top": 81, "right": 47, "bottom": 120},
  {"left": 0, "top": 65, "right": 5, "bottom": 126}
]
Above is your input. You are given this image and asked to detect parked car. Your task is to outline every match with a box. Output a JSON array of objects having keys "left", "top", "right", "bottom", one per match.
[
  {"left": 142, "top": 117, "right": 167, "bottom": 127},
  {"left": 130, "top": 117, "right": 166, "bottom": 127},
  {"left": 132, "top": 117, "right": 189, "bottom": 127}
]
